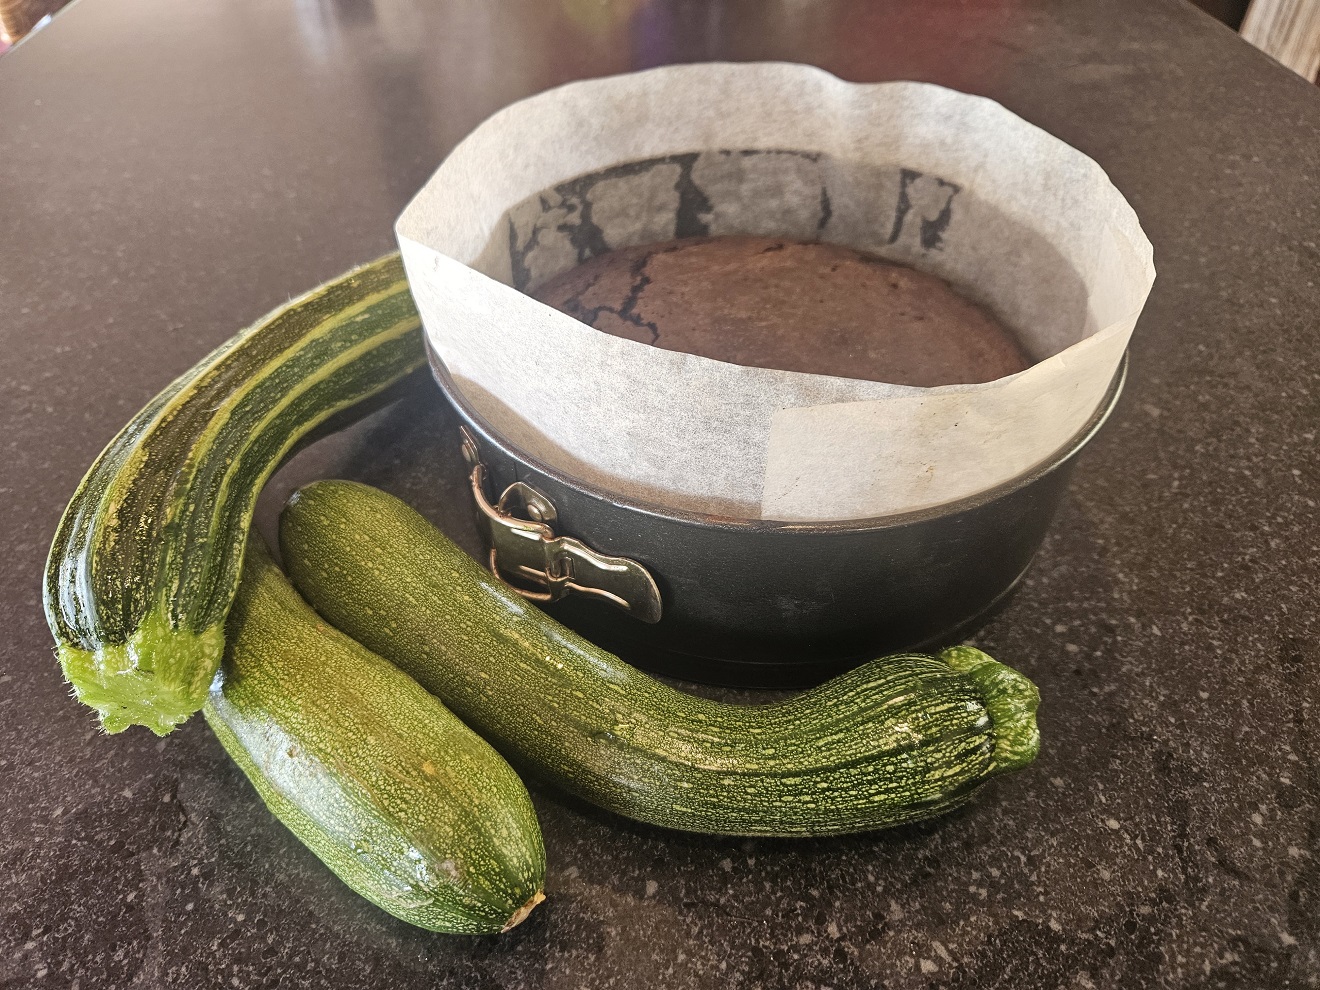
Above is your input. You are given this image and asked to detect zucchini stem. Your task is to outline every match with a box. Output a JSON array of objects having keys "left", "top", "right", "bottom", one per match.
[
  {"left": 502, "top": 891, "right": 546, "bottom": 932},
  {"left": 939, "top": 646, "right": 1041, "bottom": 776},
  {"left": 57, "top": 610, "right": 223, "bottom": 736}
]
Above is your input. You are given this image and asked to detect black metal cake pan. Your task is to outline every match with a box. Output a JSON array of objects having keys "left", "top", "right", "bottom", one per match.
[{"left": 427, "top": 347, "right": 1127, "bottom": 688}]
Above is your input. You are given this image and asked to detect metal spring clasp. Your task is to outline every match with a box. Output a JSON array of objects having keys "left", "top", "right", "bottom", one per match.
[{"left": 461, "top": 428, "right": 662, "bottom": 623}]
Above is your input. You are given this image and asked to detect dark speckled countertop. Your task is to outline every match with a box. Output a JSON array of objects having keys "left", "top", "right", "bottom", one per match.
[{"left": 2, "top": 1, "right": 1318, "bottom": 987}]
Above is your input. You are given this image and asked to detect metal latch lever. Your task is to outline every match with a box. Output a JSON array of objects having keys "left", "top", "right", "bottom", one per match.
[{"left": 462, "top": 429, "right": 662, "bottom": 624}]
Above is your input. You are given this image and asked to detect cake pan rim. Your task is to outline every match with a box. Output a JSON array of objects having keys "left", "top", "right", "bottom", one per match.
[{"left": 427, "top": 346, "right": 1128, "bottom": 536}]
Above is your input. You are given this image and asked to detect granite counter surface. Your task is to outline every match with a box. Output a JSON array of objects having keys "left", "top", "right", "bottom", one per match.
[{"left": 1, "top": 0, "right": 1318, "bottom": 986}]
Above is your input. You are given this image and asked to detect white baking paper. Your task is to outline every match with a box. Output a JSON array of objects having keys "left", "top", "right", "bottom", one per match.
[{"left": 396, "top": 62, "right": 1154, "bottom": 521}]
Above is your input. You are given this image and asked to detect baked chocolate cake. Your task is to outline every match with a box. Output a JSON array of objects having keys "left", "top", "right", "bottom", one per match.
[{"left": 530, "top": 236, "right": 1030, "bottom": 386}]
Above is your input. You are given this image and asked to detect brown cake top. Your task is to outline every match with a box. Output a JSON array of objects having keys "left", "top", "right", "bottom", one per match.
[{"left": 530, "top": 236, "right": 1031, "bottom": 387}]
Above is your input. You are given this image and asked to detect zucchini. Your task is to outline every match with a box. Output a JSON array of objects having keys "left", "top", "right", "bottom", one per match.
[
  {"left": 205, "top": 538, "right": 546, "bottom": 934},
  {"left": 43, "top": 254, "right": 424, "bottom": 735},
  {"left": 280, "top": 480, "right": 1041, "bottom": 837}
]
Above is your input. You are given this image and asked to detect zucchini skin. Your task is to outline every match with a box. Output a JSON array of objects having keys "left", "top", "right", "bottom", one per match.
[
  {"left": 43, "top": 254, "right": 424, "bottom": 735},
  {"left": 280, "top": 481, "right": 1041, "bottom": 837},
  {"left": 205, "top": 539, "right": 546, "bottom": 934}
]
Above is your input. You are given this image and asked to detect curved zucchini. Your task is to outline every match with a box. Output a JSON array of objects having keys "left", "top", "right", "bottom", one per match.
[
  {"left": 206, "top": 539, "right": 545, "bottom": 934},
  {"left": 43, "top": 254, "right": 424, "bottom": 735},
  {"left": 280, "top": 480, "right": 1040, "bottom": 837}
]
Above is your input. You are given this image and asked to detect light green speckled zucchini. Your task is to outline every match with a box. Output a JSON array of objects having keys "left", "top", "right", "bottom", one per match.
[
  {"left": 205, "top": 539, "right": 545, "bottom": 934},
  {"left": 280, "top": 480, "right": 1041, "bottom": 837}
]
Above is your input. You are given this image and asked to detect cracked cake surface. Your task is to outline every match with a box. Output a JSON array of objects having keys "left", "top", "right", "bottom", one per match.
[{"left": 530, "top": 235, "right": 1031, "bottom": 387}]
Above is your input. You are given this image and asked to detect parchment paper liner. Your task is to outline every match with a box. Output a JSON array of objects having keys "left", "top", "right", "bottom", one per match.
[{"left": 397, "top": 62, "right": 1154, "bottom": 521}]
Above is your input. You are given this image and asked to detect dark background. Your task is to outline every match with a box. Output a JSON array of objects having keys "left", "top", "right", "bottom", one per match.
[
  {"left": 0, "top": 0, "right": 1273, "bottom": 56},
  {"left": 2, "top": 1, "right": 1318, "bottom": 987}
]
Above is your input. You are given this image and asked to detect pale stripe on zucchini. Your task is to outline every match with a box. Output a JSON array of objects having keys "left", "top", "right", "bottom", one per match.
[
  {"left": 280, "top": 480, "right": 1041, "bottom": 837},
  {"left": 43, "top": 254, "right": 424, "bottom": 735}
]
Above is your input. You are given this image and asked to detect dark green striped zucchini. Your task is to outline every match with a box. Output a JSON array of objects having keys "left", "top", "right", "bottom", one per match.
[
  {"left": 43, "top": 254, "right": 424, "bottom": 735},
  {"left": 280, "top": 480, "right": 1041, "bottom": 837},
  {"left": 206, "top": 539, "right": 545, "bottom": 934}
]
